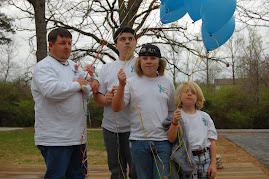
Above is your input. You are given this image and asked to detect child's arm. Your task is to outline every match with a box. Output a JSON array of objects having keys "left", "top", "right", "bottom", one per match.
[
  {"left": 208, "top": 139, "right": 217, "bottom": 179},
  {"left": 167, "top": 108, "right": 181, "bottom": 143},
  {"left": 112, "top": 69, "right": 126, "bottom": 112},
  {"left": 94, "top": 87, "right": 117, "bottom": 107}
]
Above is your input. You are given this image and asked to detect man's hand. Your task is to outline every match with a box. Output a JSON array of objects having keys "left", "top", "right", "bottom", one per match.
[
  {"left": 90, "top": 79, "right": 99, "bottom": 94},
  {"left": 76, "top": 78, "right": 86, "bottom": 86},
  {"left": 83, "top": 64, "right": 95, "bottom": 77}
]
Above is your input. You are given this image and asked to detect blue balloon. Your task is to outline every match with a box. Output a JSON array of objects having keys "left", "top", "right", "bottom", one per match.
[
  {"left": 160, "top": 3, "right": 187, "bottom": 24},
  {"left": 202, "top": 16, "right": 235, "bottom": 51},
  {"left": 201, "top": 0, "right": 236, "bottom": 34},
  {"left": 184, "top": 0, "right": 202, "bottom": 22},
  {"left": 160, "top": 0, "right": 184, "bottom": 12}
]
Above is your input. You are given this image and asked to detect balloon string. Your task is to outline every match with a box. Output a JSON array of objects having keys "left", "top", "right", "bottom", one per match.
[
  {"left": 84, "top": 0, "right": 127, "bottom": 79},
  {"left": 211, "top": 34, "right": 220, "bottom": 51},
  {"left": 171, "top": 34, "right": 209, "bottom": 169},
  {"left": 79, "top": 92, "right": 89, "bottom": 177},
  {"left": 121, "top": 0, "right": 157, "bottom": 70},
  {"left": 112, "top": 111, "right": 126, "bottom": 179},
  {"left": 126, "top": 81, "right": 164, "bottom": 178}
]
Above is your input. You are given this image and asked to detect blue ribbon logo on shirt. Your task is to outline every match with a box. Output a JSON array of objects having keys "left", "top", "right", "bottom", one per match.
[
  {"left": 131, "top": 65, "right": 134, "bottom": 72},
  {"left": 202, "top": 118, "right": 207, "bottom": 126},
  {"left": 158, "top": 84, "right": 164, "bottom": 93}
]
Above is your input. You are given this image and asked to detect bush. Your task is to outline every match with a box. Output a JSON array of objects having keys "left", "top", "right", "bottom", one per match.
[
  {"left": 203, "top": 84, "right": 268, "bottom": 129},
  {"left": 1, "top": 79, "right": 268, "bottom": 129},
  {"left": 0, "top": 81, "right": 35, "bottom": 127},
  {"left": 87, "top": 99, "right": 104, "bottom": 128},
  {"left": 253, "top": 88, "right": 269, "bottom": 128}
]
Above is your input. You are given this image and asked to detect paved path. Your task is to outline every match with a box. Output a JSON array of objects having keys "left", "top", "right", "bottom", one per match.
[
  {"left": 218, "top": 129, "right": 269, "bottom": 169},
  {"left": 0, "top": 128, "right": 23, "bottom": 131}
]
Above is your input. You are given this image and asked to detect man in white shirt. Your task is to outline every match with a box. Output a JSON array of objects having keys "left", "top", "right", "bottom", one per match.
[
  {"left": 94, "top": 27, "right": 138, "bottom": 179},
  {"left": 31, "top": 27, "right": 98, "bottom": 178}
]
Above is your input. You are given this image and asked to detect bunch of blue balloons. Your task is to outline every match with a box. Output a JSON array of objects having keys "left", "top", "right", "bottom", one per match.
[{"left": 160, "top": 0, "right": 236, "bottom": 51}]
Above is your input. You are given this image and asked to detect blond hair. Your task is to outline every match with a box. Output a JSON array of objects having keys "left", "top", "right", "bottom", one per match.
[
  {"left": 174, "top": 81, "right": 205, "bottom": 110},
  {"left": 134, "top": 57, "right": 167, "bottom": 77}
]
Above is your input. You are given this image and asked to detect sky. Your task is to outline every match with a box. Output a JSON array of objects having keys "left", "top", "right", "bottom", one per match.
[{"left": 1, "top": 0, "right": 269, "bottom": 82}]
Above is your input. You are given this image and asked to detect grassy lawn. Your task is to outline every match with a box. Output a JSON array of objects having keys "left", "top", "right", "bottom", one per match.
[{"left": 0, "top": 128, "right": 107, "bottom": 165}]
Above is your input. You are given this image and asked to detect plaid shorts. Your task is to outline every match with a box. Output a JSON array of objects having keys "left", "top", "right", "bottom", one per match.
[
  {"left": 177, "top": 149, "right": 211, "bottom": 179},
  {"left": 192, "top": 149, "right": 211, "bottom": 179}
]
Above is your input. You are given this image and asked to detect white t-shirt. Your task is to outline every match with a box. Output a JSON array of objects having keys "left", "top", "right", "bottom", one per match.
[
  {"left": 31, "top": 56, "right": 87, "bottom": 146},
  {"left": 180, "top": 109, "right": 218, "bottom": 150},
  {"left": 98, "top": 57, "right": 137, "bottom": 133},
  {"left": 123, "top": 75, "right": 176, "bottom": 141}
]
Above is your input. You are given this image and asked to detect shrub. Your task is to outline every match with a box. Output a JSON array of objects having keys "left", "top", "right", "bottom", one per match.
[
  {"left": 203, "top": 85, "right": 254, "bottom": 129},
  {"left": 0, "top": 81, "right": 35, "bottom": 127},
  {"left": 87, "top": 98, "right": 103, "bottom": 128}
]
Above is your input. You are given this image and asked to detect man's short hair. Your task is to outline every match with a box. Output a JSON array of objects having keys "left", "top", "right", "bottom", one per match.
[
  {"left": 113, "top": 27, "right": 137, "bottom": 44},
  {"left": 48, "top": 27, "right": 72, "bottom": 43}
]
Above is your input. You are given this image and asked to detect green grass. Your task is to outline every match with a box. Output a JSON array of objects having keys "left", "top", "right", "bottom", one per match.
[{"left": 0, "top": 128, "right": 107, "bottom": 165}]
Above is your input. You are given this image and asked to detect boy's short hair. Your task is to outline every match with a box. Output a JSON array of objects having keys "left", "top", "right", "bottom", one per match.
[
  {"left": 174, "top": 81, "right": 205, "bottom": 110},
  {"left": 134, "top": 44, "right": 166, "bottom": 77},
  {"left": 48, "top": 27, "right": 72, "bottom": 43},
  {"left": 113, "top": 27, "right": 137, "bottom": 44}
]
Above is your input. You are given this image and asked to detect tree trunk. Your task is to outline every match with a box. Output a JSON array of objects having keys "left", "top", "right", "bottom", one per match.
[
  {"left": 27, "top": 0, "right": 47, "bottom": 62},
  {"left": 118, "top": 0, "right": 143, "bottom": 27}
]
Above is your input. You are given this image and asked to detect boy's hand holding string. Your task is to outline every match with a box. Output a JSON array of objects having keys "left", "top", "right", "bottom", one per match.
[{"left": 112, "top": 69, "right": 126, "bottom": 112}]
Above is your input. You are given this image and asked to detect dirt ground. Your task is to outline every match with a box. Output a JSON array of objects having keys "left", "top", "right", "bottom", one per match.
[
  {"left": 1, "top": 131, "right": 268, "bottom": 177},
  {"left": 217, "top": 135, "right": 269, "bottom": 176}
]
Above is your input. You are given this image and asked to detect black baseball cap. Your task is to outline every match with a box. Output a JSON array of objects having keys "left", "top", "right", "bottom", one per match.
[{"left": 138, "top": 44, "right": 162, "bottom": 58}]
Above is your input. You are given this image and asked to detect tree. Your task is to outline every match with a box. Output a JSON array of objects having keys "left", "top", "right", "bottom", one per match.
[
  {"left": 237, "top": 0, "right": 269, "bottom": 28},
  {"left": 10, "top": 0, "right": 269, "bottom": 83},
  {"left": 0, "top": 0, "right": 15, "bottom": 45},
  {"left": 10, "top": 0, "right": 203, "bottom": 78},
  {"left": 239, "top": 28, "right": 264, "bottom": 103},
  {"left": 224, "top": 35, "right": 245, "bottom": 84},
  {"left": 0, "top": 42, "right": 18, "bottom": 82},
  {"left": 26, "top": 0, "right": 47, "bottom": 62}
]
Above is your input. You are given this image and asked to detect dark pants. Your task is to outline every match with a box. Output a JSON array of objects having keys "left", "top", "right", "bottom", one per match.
[
  {"left": 37, "top": 144, "right": 87, "bottom": 179},
  {"left": 103, "top": 128, "right": 137, "bottom": 179}
]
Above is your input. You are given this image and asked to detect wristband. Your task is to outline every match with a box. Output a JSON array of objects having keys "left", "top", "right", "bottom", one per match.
[{"left": 171, "top": 120, "right": 178, "bottom": 126}]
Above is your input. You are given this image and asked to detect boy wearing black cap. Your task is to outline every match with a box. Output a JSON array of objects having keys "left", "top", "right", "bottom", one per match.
[
  {"left": 94, "top": 27, "right": 137, "bottom": 179},
  {"left": 112, "top": 44, "right": 176, "bottom": 179}
]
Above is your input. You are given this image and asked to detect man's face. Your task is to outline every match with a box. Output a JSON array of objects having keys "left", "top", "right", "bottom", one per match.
[
  {"left": 49, "top": 35, "right": 72, "bottom": 62},
  {"left": 115, "top": 32, "right": 136, "bottom": 59}
]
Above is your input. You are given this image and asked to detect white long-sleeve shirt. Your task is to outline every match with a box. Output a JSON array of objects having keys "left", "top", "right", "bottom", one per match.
[{"left": 31, "top": 56, "right": 87, "bottom": 146}]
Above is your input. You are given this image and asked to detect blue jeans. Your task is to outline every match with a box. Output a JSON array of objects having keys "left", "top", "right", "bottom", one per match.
[
  {"left": 130, "top": 140, "right": 171, "bottom": 179},
  {"left": 37, "top": 145, "right": 87, "bottom": 179},
  {"left": 103, "top": 128, "right": 137, "bottom": 179}
]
